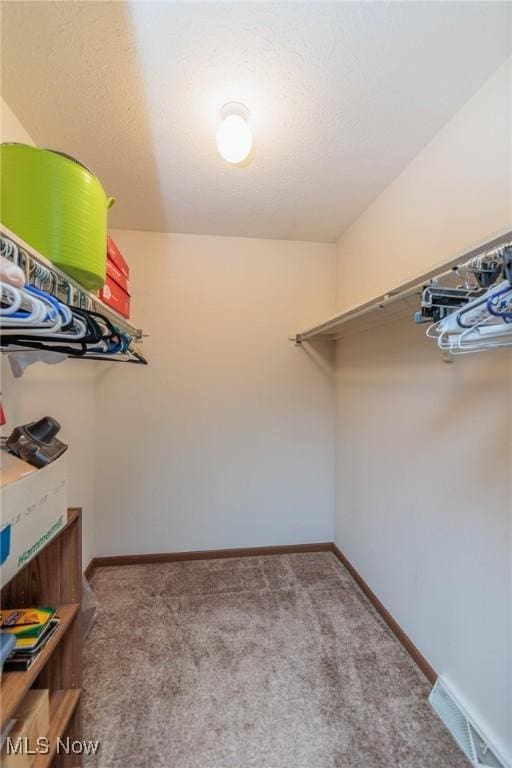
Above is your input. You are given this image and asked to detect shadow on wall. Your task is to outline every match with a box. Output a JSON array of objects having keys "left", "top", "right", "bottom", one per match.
[
  {"left": 299, "top": 338, "right": 336, "bottom": 383},
  {"left": 337, "top": 317, "right": 512, "bottom": 378},
  {"left": 336, "top": 316, "right": 512, "bottom": 485},
  {"left": 1, "top": 1, "right": 171, "bottom": 232}
]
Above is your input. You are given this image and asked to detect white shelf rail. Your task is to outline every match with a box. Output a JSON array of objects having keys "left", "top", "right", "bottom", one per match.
[
  {"left": 292, "top": 229, "right": 512, "bottom": 344},
  {"left": 0, "top": 224, "right": 143, "bottom": 341}
]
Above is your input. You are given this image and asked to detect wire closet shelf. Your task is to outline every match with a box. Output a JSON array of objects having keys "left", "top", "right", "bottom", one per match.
[
  {"left": 0, "top": 225, "right": 143, "bottom": 342},
  {"left": 291, "top": 229, "right": 512, "bottom": 347}
]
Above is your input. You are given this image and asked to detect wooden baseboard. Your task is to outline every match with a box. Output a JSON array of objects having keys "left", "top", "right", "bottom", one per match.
[
  {"left": 83, "top": 559, "right": 96, "bottom": 580},
  {"left": 332, "top": 544, "right": 436, "bottom": 684},
  {"left": 90, "top": 542, "right": 333, "bottom": 573}
]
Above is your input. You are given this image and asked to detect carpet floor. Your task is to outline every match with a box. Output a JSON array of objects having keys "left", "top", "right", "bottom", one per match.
[{"left": 83, "top": 552, "right": 468, "bottom": 768}]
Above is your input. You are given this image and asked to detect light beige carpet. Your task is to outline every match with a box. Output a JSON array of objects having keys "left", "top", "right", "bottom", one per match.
[{"left": 83, "top": 552, "right": 468, "bottom": 768}]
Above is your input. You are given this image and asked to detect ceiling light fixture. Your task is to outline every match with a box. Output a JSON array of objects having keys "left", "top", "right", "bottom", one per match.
[{"left": 216, "top": 102, "right": 252, "bottom": 164}]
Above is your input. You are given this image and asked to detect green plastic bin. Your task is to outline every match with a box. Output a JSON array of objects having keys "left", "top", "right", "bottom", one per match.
[{"left": 0, "top": 143, "right": 114, "bottom": 290}]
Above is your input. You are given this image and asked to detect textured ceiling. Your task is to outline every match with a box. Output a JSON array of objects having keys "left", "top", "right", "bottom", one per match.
[{"left": 2, "top": 2, "right": 511, "bottom": 242}]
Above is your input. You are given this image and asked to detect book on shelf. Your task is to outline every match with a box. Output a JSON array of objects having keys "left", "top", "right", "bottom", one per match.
[
  {"left": 1, "top": 606, "right": 55, "bottom": 631},
  {"left": 2, "top": 619, "right": 60, "bottom": 671},
  {"left": 1, "top": 607, "right": 55, "bottom": 648}
]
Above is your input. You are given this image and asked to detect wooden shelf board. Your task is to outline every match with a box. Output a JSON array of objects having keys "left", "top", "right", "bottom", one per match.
[
  {"left": 32, "top": 688, "right": 81, "bottom": 768},
  {"left": 66, "top": 509, "right": 80, "bottom": 527},
  {"left": 0, "top": 603, "right": 80, "bottom": 728},
  {"left": 1, "top": 509, "right": 80, "bottom": 594}
]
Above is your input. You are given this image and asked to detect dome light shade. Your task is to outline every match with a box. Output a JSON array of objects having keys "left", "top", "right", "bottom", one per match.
[{"left": 216, "top": 103, "right": 252, "bottom": 164}]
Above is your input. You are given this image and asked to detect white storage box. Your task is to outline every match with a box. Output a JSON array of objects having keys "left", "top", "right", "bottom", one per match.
[{"left": 0, "top": 451, "right": 67, "bottom": 587}]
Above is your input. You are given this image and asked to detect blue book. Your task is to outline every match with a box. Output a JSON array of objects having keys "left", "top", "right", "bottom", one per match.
[{"left": 0, "top": 633, "right": 16, "bottom": 670}]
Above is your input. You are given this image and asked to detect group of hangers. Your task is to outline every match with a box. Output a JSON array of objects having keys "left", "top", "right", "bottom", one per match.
[
  {"left": 0, "top": 238, "right": 147, "bottom": 365},
  {"left": 418, "top": 244, "right": 512, "bottom": 355}
]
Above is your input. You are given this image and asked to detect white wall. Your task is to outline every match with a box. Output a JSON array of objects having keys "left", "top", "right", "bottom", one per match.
[
  {"left": 336, "top": 59, "right": 511, "bottom": 310},
  {"left": 1, "top": 98, "right": 97, "bottom": 569},
  {"left": 94, "top": 230, "right": 336, "bottom": 555},
  {"left": 334, "top": 62, "right": 512, "bottom": 761}
]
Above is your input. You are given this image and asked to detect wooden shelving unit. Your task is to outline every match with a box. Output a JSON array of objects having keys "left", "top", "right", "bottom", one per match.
[
  {"left": 1, "top": 509, "right": 82, "bottom": 768},
  {"left": 32, "top": 690, "right": 81, "bottom": 768}
]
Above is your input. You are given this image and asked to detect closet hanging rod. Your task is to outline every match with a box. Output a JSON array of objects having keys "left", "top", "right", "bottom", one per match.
[
  {"left": 0, "top": 225, "right": 143, "bottom": 341},
  {"left": 292, "top": 228, "right": 512, "bottom": 344},
  {"left": 293, "top": 285, "right": 421, "bottom": 343}
]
